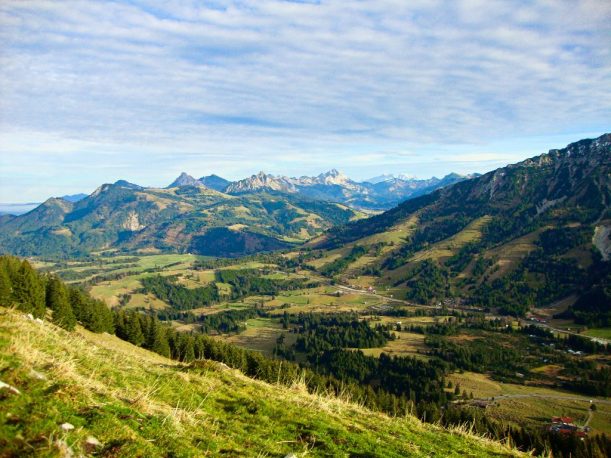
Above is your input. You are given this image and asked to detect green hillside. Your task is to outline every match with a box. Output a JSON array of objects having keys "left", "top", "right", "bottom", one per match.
[
  {"left": 310, "top": 134, "right": 610, "bottom": 320},
  {"left": 0, "top": 312, "right": 522, "bottom": 457},
  {"left": 0, "top": 183, "right": 363, "bottom": 258}
]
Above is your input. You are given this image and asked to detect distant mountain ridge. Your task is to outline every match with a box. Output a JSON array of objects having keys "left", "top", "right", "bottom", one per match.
[
  {"left": 0, "top": 193, "right": 88, "bottom": 216},
  {"left": 0, "top": 168, "right": 474, "bottom": 217},
  {"left": 166, "top": 172, "right": 203, "bottom": 188},
  {"left": 199, "top": 174, "right": 230, "bottom": 191},
  {"left": 164, "top": 168, "right": 477, "bottom": 210},
  {"left": 0, "top": 165, "right": 475, "bottom": 256},
  {"left": 0, "top": 179, "right": 364, "bottom": 257}
]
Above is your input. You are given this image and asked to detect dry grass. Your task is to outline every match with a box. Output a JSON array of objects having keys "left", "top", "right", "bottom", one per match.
[
  {"left": 0, "top": 309, "right": 526, "bottom": 457},
  {"left": 411, "top": 216, "right": 492, "bottom": 262},
  {"left": 361, "top": 331, "right": 428, "bottom": 358}
]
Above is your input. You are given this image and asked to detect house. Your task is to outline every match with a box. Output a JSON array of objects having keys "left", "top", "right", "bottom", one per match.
[{"left": 551, "top": 416, "right": 574, "bottom": 425}]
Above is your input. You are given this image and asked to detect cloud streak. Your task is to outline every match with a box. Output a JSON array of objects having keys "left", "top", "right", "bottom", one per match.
[{"left": 0, "top": 0, "right": 610, "bottom": 200}]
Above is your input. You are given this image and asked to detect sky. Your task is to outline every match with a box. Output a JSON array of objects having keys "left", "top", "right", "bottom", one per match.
[{"left": 0, "top": 0, "right": 610, "bottom": 202}]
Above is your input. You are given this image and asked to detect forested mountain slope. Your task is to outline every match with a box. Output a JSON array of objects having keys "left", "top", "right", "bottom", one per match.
[
  {"left": 311, "top": 134, "right": 610, "bottom": 318},
  {"left": 0, "top": 182, "right": 362, "bottom": 258}
]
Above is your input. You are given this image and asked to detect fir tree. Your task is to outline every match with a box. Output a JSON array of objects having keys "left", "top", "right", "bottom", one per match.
[
  {"left": 46, "top": 276, "right": 76, "bottom": 330},
  {"left": 125, "top": 312, "right": 145, "bottom": 346},
  {"left": 0, "top": 265, "right": 12, "bottom": 306},
  {"left": 152, "top": 326, "right": 171, "bottom": 358},
  {"left": 146, "top": 316, "right": 171, "bottom": 358},
  {"left": 114, "top": 310, "right": 128, "bottom": 340},
  {"left": 13, "top": 260, "right": 46, "bottom": 317},
  {"left": 180, "top": 335, "right": 195, "bottom": 362}
]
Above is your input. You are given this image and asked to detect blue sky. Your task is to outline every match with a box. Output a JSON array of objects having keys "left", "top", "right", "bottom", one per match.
[{"left": 0, "top": 0, "right": 610, "bottom": 202}]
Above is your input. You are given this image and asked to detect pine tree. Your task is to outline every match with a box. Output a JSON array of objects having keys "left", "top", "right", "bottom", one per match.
[
  {"left": 125, "top": 312, "right": 144, "bottom": 346},
  {"left": 91, "top": 299, "right": 115, "bottom": 333},
  {"left": 46, "top": 276, "right": 76, "bottom": 330},
  {"left": 114, "top": 310, "right": 128, "bottom": 340},
  {"left": 180, "top": 335, "right": 195, "bottom": 362},
  {"left": 68, "top": 287, "right": 86, "bottom": 322},
  {"left": 152, "top": 325, "right": 171, "bottom": 358},
  {"left": 144, "top": 315, "right": 157, "bottom": 350},
  {"left": 0, "top": 264, "right": 12, "bottom": 306},
  {"left": 13, "top": 260, "right": 46, "bottom": 317}
]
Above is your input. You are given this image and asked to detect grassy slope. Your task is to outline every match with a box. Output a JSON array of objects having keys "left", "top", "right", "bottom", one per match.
[{"left": 0, "top": 309, "right": 523, "bottom": 457}]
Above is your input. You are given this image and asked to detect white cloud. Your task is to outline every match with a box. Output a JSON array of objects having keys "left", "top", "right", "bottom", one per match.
[{"left": 0, "top": 0, "right": 609, "bottom": 201}]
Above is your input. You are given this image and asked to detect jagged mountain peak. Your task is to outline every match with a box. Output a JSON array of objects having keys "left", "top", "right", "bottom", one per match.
[
  {"left": 320, "top": 168, "right": 341, "bottom": 178},
  {"left": 315, "top": 169, "right": 351, "bottom": 185},
  {"left": 166, "top": 172, "right": 203, "bottom": 189},
  {"left": 225, "top": 171, "right": 294, "bottom": 194}
]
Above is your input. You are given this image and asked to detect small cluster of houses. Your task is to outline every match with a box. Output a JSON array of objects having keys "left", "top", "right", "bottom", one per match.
[
  {"left": 347, "top": 285, "right": 377, "bottom": 294},
  {"left": 547, "top": 417, "right": 589, "bottom": 437},
  {"left": 526, "top": 313, "right": 548, "bottom": 324}
]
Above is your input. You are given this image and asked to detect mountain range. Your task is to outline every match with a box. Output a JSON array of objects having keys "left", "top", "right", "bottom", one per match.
[
  {"left": 195, "top": 169, "right": 477, "bottom": 210},
  {"left": 311, "top": 133, "right": 610, "bottom": 319},
  {"left": 0, "top": 180, "right": 366, "bottom": 258},
  {"left": 1, "top": 133, "right": 608, "bottom": 285},
  {"left": 0, "top": 169, "right": 476, "bottom": 257},
  {"left": 0, "top": 170, "right": 474, "bottom": 217}
]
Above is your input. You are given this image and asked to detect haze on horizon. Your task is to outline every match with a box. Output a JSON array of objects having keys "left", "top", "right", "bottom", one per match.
[{"left": 1, "top": 0, "right": 610, "bottom": 202}]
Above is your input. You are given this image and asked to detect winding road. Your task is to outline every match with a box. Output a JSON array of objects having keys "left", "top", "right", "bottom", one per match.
[{"left": 479, "top": 393, "right": 611, "bottom": 406}]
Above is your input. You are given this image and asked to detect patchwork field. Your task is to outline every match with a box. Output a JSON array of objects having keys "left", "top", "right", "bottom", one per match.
[
  {"left": 483, "top": 229, "right": 543, "bottom": 280},
  {"left": 360, "top": 331, "right": 427, "bottom": 358},
  {"left": 219, "top": 318, "right": 295, "bottom": 356},
  {"left": 448, "top": 372, "right": 611, "bottom": 434},
  {"left": 583, "top": 328, "right": 611, "bottom": 340},
  {"left": 39, "top": 251, "right": 611, "bottom": 444}
]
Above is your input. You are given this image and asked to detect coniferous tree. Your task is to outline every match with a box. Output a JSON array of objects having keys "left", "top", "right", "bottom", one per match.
[
  {"left": 68, "top": 288, "right": 114, "bottom": 333},
  {"left": 180, "top": 334, "right": 195, "bottom": 362},
  {"left": 144, "top": 315, "right": 156, "bottom": 349},
  {"left": 152, "top": 325, "right": 171, "bottom": 358},
  {"left": 145, "top": 316, "right": 171, "bottom": 357},
  {"left": 0, "top": 265, "right": 12, "bottom": 306},
  {"left": 13, "top": 260, "right": 46, "bottom": 317},
  {"left": 68, "top": 287, "right": 87, "bottom": 321},
  {"left": 114, "top": 310, "right": 128, "bottom": 340},
  {"left": 125, "top": 312, "right": 145, "bottom": 346},
  {"left": 46, "top": 276, "right": 76, "bottom": 330}
]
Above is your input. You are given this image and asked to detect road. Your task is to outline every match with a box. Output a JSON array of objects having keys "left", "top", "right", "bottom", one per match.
[
  {"left": 519, "top": 319, "right": 610, "bottom": 345},
  {"left": 478, "top": 393, "right": 611, "bottom": 406},
  {"left": 339, "top": 284, "right": 610, "bottom": 345},
  {"left": 337, "top": 285, "right": 437, "bottom": 309}
]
